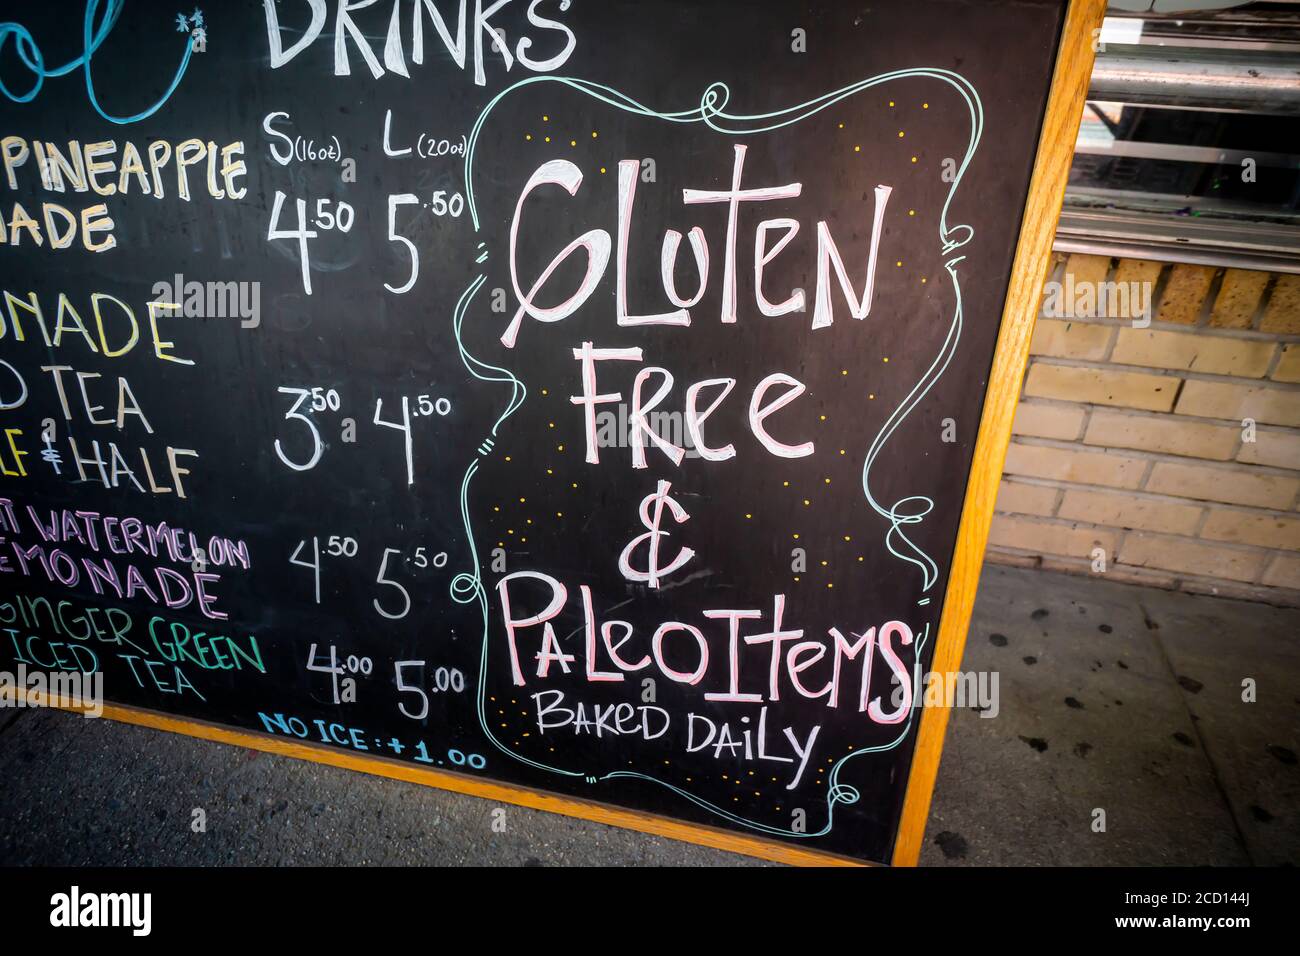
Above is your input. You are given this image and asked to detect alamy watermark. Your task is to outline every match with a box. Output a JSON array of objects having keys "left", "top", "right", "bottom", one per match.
[
  {"left": 0, "top": 663, "right": 102, "bottom": 717},
  {"left": 50, "top": 885, "right": 150, "bottom": 936},
  {"left": 1042, "top": 273, "right": 1152, "bottom": 327},
  {"left": 595, "top": 403, "right": 703, "bottom": 458},
  {"left": 151, "top": 273, "right": 260, "bottom": 328},
  {"left": 893, "top": 669, "right": 1000, "bottom": 718}
]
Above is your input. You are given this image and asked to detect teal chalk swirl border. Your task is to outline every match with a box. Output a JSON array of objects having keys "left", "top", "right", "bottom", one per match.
[
  {"left": 448, "top": 73, "right": 983, "bottom": 838},
  {"left": 0, "top": 0, "right": 196, "bottom": 124}
]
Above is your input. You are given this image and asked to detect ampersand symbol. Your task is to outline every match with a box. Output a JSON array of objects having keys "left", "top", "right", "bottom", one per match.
[{"left": 618, "top": 480, "right": 695, "bottom": 589}]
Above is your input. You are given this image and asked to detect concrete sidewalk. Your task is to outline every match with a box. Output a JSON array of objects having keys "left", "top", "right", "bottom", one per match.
[{"left": 1, "top": 565, "right": 1296, "bottom": 866}]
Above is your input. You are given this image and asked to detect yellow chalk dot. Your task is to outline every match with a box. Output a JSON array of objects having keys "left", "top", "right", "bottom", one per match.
[
  {"left": 592, "top": 131, "right": 598, "bottom": 138},
  {"left": 792, "top": 533, "right": 800, "bottom": 539},
  {"left": 821, "top": 560, "right": 828, "bottom": 566},
  {"left": 557, "top": 444, "right": 564, "bottom": 451},
  {"left": 525, "top": 134, "right": 532, "bottom": 141},
  {"left": 803, "top": 499, "right": 811, "bottom": 506},
  {"left": 820, "top": 414, "right": 827, "bottom": 421},
  {"left": 793, "top": 576, "right": 800, "bottom": 582},
  {"left": 923, "top": 102, "right": 929, "bottom": 109},
  {"left": 844, "top": 535, "right": 851, "bottom": 541},
  {"left": 827, "top": 582, "right": 834, "bottom": 588},
  {"left": 824, "top": 477, "right": 831, "bottom": 484},
  {"left": 519, "top": 497, "right": 526, "bottom": 503},
  {"left": 869, "top": 394, "right": 875, "bottom": 400},
  {"left": 841, "top": 369, "right": 848, "bottom": 376},
  {"left": 883, "top": 356, "right": 890, "bottom": 363},
  {"left": 541, "top": 388, "right": 548, "bottom": 395},
  {"left": 921, "top": 277, "right": 928, "bottom": 284},
  {"left": 542, "top": 115, "right": 549, "bottom": 121},
  {"left": 858, "top": 556, "right": 865, "bottom": 562},
  {"left": 745, "top": 513, "right": 752, "bottom": 519},
  {"left": 571, "top": 483, "right": 578, "bottom": 489},
  {"left": 556, "top": 512, "right": 563, "bottom": 518},
  {"left": 546, "top": 468, "right": 553, "bottom": 475},
  {"left": 889, "top": 100, "right": 895, "bottom": 107},
  {"left": 854, "top": 145, "right": 861, "bottom": 152},
  {"left": 544, "top": 136, "right": 550, "bottom": 142},
  {"left": 896, "top": 260, "right": 903, "bottom": 267},
  {"left": 493, "top": 506, "right": 500, "bottom": 512},
  {"left": 600, "top": 166, "right": 607, "bottom": 174},
  {"left": 911, "top": 156, "right": 918, "bottom": 163},
  {"left": 838, "top": 122, "right": 844, "bottom": 128},
  {"left": 504, "top": 455, "right": 512, "bottom": 461},
  {"left": 908, "top": 209, "right": 915, "bottom": 216},
  {"left": 839, "top": 449, "right": 846, "bottom": 455},
  {"left": 898, "top": 131, "right": 905, "bottom": 138},
  {"left": 570, "top": 140, "right": 576, "bottom": 147}
]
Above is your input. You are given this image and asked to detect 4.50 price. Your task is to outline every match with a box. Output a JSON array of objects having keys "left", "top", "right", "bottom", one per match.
[{"left": 267, "top": 191, "right": 355, "bottom": 294}]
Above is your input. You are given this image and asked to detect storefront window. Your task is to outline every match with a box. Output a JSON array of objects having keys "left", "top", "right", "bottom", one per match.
[{"left": 1060, "top": 3, "right": 1300, "bottom": 270}]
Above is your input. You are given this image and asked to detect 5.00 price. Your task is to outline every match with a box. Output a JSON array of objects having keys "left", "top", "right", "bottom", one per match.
[{"left": 394, "top": 660, "right": 467, "bottom": 721}]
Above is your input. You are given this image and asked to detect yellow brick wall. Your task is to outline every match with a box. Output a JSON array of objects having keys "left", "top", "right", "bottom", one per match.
[{"left": 988, "top": 253, "right": 1300, "bottom": 606}]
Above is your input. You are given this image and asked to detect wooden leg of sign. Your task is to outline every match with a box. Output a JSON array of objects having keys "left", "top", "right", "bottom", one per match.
[{"left": 889, "top": 0, "right": 1108, "bottom": 867}]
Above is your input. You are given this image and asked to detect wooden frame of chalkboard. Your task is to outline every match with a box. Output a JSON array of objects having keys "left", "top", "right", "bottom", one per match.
[
  {"left": 9, "top": 0, "right": 1106, "bottom": 867},
  {"left": 890, "top": 0, "right": 1109, "bottom": 867}
]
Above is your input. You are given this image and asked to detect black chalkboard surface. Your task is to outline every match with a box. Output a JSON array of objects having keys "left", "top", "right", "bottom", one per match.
[{"left": 0, "top": 0, "right": 1080, "bottom": 864}]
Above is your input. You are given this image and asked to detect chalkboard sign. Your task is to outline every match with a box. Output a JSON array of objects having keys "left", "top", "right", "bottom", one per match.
[{"left": 0, "top": 0, "right": 1103, "bottom": 864}]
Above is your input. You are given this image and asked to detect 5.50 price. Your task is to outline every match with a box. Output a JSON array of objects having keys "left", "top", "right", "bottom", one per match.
[{"left": 384, "top": 190, "right": 465, "bottom": 295}]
